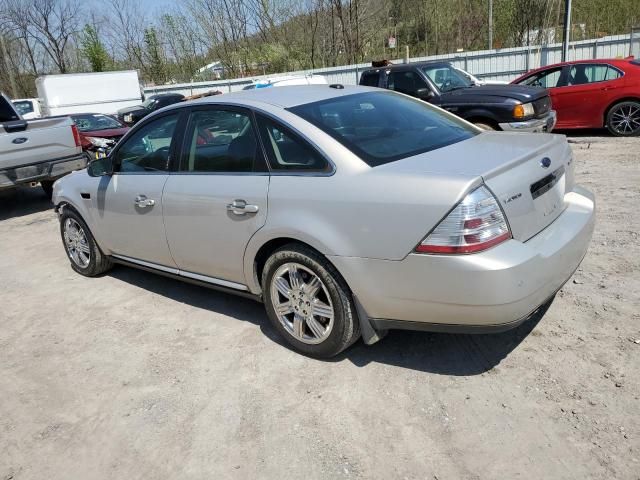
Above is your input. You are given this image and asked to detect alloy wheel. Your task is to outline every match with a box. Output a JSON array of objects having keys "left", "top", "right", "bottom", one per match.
[
  {"left": 609, "top": 104, "right": 640, "bottom": 135},
  {"left": 63, "top": 218, "right": 91, "bottom": 268},
  {"left": 270, "top": 262, "right": 335, "bottom": 345}
]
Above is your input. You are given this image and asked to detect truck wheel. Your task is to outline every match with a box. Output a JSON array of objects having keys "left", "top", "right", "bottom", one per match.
[
  {"left": 262, "top": 243, "right": 361, "bottom": 358},
  {"left": 41, "top": 181, "right": 54, "bottom": 198},
  {"left": 606, "top": 101, "right": 640, "bottom": 137},
  {"left": 60, "top": 208, "right": 113, "bottom": 276}
]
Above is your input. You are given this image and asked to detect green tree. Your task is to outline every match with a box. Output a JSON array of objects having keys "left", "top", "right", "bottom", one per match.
[
  {"left": 144, "top": 27, "right": 166, "bottom": 84},
  {"left": 80, "top": 24, "right": 110, "bottom": 72}
]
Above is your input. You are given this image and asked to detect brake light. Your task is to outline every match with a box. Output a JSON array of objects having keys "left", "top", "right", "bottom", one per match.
[
  {"left": 71, "top": 124, "right": 81, "bottom": 147},
  {"left": 415, "top": 185, "right": 511, "bottom": 254}
]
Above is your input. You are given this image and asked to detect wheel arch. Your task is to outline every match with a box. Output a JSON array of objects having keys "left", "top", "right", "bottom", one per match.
[{"left": 245, "top": 235, "right": 344, "bottom": 296}]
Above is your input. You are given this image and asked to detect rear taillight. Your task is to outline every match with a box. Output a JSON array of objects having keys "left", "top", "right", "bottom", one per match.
[
  {"left": 71, "top": 124, "right": 81, "bottom": 147},
  {"left": 416, "top": 185, "right": 511, "bottom": 254}
]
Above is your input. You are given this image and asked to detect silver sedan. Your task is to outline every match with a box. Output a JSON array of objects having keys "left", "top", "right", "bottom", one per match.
[{"left": 53, "top": 85, "right": 595, "bottom": 358}]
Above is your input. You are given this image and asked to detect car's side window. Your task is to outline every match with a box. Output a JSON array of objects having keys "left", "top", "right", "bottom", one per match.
[
  {"left": 520, "top": 67, "right": 563, "bottom": 88},
  {"left": 360, "top": 71, "right": 380, "bottom": 87},
  {"left": 605, "top": 66, "right": 622, "bottom": 80},
  {"left": 567, "top": 64, "right": 612, "bottom": 85},
  {"left": 256, "top": 114, "right": 330, "bottom": 173},
  {"left": 181, "top": 109, "right": 262, "bottom": 173},
  {"left": 114, "top": 112, "right": 179, "bottom": 173},
  {"left": 388, "top": 71, "right": 429, "bottom": 96}
]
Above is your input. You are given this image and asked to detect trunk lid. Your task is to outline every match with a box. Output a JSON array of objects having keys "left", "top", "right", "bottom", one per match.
[{"left": 378, "top": 132, "right": 575, "bottom": 241}]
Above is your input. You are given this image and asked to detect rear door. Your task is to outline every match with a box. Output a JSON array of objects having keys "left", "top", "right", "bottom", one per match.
[
  {"left": 162, "top": 106, "right": 269, "bottom": 286},
  {"left": 554, "top": 63, "right": 624, "bottom": 128}
]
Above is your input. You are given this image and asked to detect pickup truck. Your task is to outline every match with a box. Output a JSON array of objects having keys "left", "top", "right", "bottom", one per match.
[
  {"left": 359, "top": 61, "right": 557, "bottom": 132},
  {"left": 0, "top": 93, "right": 86, "bottom": 197}
]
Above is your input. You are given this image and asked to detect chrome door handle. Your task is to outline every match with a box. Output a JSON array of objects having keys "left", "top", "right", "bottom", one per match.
[
  {"left": 134, "top": 195, "right": 155, "bottom": 208},
  {"left": 226, "top": 199, "right": 259, "bottom": 215}
]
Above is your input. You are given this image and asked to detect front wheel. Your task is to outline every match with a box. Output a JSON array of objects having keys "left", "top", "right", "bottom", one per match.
[
  {"left": 60, "top": 208, "right": 112, "bottom": 276},
  {"left": 606, "top": 101, "right": 640, "bottom": 137},
  {"left": 262, "top": 244, "right": 360, "bottom": 358}
]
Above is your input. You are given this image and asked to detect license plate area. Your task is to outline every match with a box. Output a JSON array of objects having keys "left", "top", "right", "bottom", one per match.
[{"left": 531, "top": 166, "right": 565, "bottom": 219}]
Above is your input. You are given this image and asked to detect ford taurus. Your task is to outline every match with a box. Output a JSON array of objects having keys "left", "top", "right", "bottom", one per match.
[{"left": 53, "top": 85, "right": 595, "bottom": 358}]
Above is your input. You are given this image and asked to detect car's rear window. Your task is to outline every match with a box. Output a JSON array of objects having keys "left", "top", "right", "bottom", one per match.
[{"left": 288, "top": 91, "right": 477, "bottom": 167}]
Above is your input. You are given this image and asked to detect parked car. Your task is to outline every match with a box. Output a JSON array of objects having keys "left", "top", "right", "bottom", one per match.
[
  {"left": 117, "top": 93, "right": 185, "bottom": 126},
  {"left": 0, "top": 93, "right": 85, "bottom": 198},
  {"left": 53, "top": 85, "right": 595, "bottom": 358},
  {"left": 512, "top": 58, "right": 640, "bottom": 136},
  {"left": 11, "top": 98, "right": 43, "bottom": 119},
  {"left": 37, "top": 70, "right": 143, "bottom": 116},
  {"left": 359, "top": 61, "right": 556, "bottom": 132},
  {"left": 68, "top": 113, "right": 130, "bottom": 159},
  {"left": 242, "top": 74, "right": 328, "bottom": 90}
]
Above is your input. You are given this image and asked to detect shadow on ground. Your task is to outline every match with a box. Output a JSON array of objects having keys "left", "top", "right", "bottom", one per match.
[
  {"left": 0, "top": 185, "right": 52, "bottom": 221},
  {"left": 109, "top": 264, "right": 544, "bottom": 376}
]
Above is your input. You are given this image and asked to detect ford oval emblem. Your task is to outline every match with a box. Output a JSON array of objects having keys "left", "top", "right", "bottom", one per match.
[
  {"left": 540, "top": 157, "right": 551, "bottom": 169},
  {"left": 12, "top": 137, "right": 28, "bottom": 144}
]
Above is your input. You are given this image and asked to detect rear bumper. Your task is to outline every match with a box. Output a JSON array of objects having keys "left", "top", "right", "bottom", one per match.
[
  {"left": 499, "top": 110, "right": 557, "bottom": 133},
  {"left": 330, "top": 186, "right": 595, "bottom": 333},
  {"left": 0, "top": 154, "right": 87, "bottom": 190}
]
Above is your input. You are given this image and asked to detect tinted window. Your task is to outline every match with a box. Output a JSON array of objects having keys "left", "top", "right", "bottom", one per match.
[
  {"left": 518, "top": 67, "right": 563, "bottom": 88},
  {"left": 182, "top": 109, "right": 260, "bottom": 173},
  {"left": 422, "top": 65, "right": 472, "bottom": 91},
  {"left": 360, "top": 71, "right": 380, "bottom": 87},
  {"left": 256, "top": 115, "right": 329, "bottom": 172},
  {"left": 0, "top": 96, "right": 20, "bottom": 122},
  {"left": 115, "top": 113, "right": 179, "bottom": 172},
  {"left": 568, "top": 64, "right": 617, "bottom": 85},
  {"left": 289, "top": 91, "right": 477, "bottom": 167},
  {"left": 387, "top": 71, "right": 428, "bottom": 96}
]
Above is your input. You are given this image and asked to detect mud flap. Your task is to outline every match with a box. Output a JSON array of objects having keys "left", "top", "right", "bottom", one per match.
[{"left": 353, "top": 295, "right": 387, "bottom": 345}]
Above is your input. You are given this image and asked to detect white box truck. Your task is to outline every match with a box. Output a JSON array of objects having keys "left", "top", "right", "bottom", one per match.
[{"left": 36, "top": 70, "right": 142, "bottom": 116}]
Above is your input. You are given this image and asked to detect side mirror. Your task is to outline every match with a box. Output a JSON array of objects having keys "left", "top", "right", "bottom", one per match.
[
  {"left": 87, "top": 155, "right": 114, "bottom": 177},
  {"left": 415, "top": 88, "right": 435, "bottom": 101}
]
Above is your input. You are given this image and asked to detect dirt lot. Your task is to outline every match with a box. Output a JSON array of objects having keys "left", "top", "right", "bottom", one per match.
[{"left": 1, "top": 132, "right": 638, "bottom": 480}]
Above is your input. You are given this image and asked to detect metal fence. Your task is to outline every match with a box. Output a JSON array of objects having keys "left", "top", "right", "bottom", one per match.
[{"left": 143, "top": 33, "right": 633, "bottom": 97}]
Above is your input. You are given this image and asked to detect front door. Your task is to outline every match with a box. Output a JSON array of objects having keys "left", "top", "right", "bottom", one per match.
[
  {"left": 95, "top": 111, "right": 182, "bottom": 267},
  {"left": 162, "top": 106, "right": 269, "bottom": 286}
]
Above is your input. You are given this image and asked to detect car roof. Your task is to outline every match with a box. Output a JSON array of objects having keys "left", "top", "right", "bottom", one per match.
[
  {"left": 189, "top": 84, "right": 379, "bottom": 109},
  {"left": 362, "top": 61, "right": 452, "bottom": 73}
]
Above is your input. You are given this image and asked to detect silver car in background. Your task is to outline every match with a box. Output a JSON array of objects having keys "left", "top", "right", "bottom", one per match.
[{"left": 53, "top": 85, "right": 595, "bottom": 358}]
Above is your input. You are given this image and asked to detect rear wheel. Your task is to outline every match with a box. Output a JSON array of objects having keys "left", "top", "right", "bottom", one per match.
[
  {"left": 262, "top": 244, "right": 360, "bottom": 358},
  {"left": 60, "top": 208, "right": 112, "bottom": 276},
  {"left": 606, "top": 101, "right": 640, "bottom": 137}
]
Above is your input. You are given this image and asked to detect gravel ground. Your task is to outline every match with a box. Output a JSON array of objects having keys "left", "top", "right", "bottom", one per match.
[{"left": 1, "top": 132, "right": 638, "bottom": 480}]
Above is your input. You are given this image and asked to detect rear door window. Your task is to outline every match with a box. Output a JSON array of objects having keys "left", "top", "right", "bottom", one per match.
[
  {"left": 387, "top": 71, "right": 429, "bottom": 96},
  {"left": 289, "top": 91, "right": 476, "bottom": 167},
  {"left": 567, "top": 64, "right": 619, "bottom": 85}
]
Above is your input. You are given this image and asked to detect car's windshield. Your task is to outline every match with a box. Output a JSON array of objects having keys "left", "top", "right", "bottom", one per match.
[
  {"left": 13, "top": 101, "right": 34, "bottom": 116},
  {"left": 289, "top": 91, "right": 477, "bottom": 167},
  {"left": 72, "top": 114, "right": 123, "bottom": 132},
  {"left": 422, "top": 65, "right": 473, "bottom": 92},
  {"left": 142, "top": 98, "right": 157, "bottom": 110}
]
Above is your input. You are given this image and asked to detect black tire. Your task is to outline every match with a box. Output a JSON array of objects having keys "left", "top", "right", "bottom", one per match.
[
  {"left": 59, "top": 207, "right": 113, "bottom": 277},
  {"left": 474, "top": 122, "right": 497, "bottom": 131},
  {"left": 262, "top": 243, "right": 360, "bottom": 358},
  {"left": 41, "top": 181, "right": 54, "bottom": 198},
  {"left": 606, "top": 101, "right": 640, "bottom": 137}
]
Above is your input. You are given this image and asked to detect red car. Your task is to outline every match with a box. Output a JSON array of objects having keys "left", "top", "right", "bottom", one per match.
[
  {"left": 69, "top": 113, "right": 130, "bottom": 153},
  {"left": 512, "top": 58, "right": 640, "bottom": 136}
]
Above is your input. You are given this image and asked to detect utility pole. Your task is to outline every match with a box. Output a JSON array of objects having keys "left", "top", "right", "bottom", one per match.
[
  {"left": 562, "top": 0, "right": 572, "bottom": 61},
  {"left": 0, "top": 32, "right": 19, "bottom": 98},
  {"left": 488, "top": 0, "right": 493, "bottom": 50}
]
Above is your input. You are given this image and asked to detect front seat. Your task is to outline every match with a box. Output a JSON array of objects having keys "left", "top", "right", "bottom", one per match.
[{"left": 227, "top": 133, "right": 257, "bottom": 172}]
